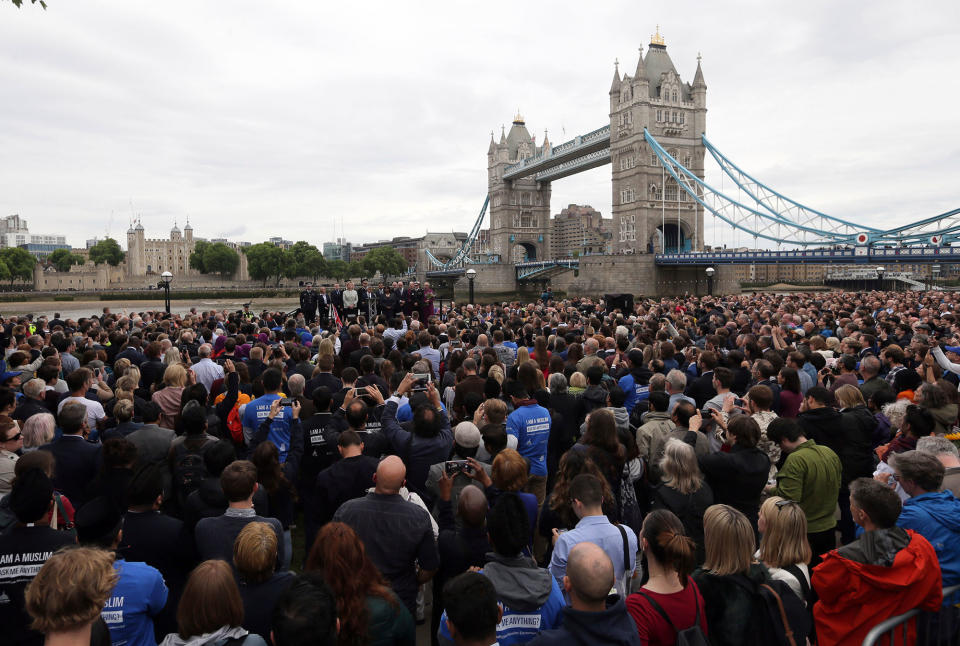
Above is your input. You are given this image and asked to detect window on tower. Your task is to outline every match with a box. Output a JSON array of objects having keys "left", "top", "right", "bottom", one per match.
[
  {"left": 656, "top": 109, "right": 662, "bottom": 122},
  {"left": 672, "top": 90, "right": 678, "bottom": 102}
]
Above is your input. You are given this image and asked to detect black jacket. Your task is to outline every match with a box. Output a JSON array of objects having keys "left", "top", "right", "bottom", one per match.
[
  {"left": 40, "top": 434, "right": 101, "bottom": 509},
  {"left": 698, "top": 443, "right": 770, "bottom": 531},
  {"left": 652, "top": 481, "right": 714, "bottom": 564},
  {"left": 183, "top": 476, "right": 270, "bottom": 532},
  {"left": 836, "top": 405, "right": 880, "bottom": 485},
  {"left": 528, "top": 598, "right": 641, "bottom": 646},
  {"left": 685, "top": 370, "right": 717, "bottom": 409},
  {"left": 797, "top": 406, "right": 846, "bottom": 458}
]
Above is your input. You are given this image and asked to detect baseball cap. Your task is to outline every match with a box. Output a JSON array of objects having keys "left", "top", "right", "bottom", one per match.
[{"left": 454, "top": 422, "right": 481, "bottom": 449}]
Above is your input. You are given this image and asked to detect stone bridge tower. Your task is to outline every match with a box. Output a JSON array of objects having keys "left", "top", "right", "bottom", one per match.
[
  {"left": 609, "top": 28, "right": 707, "bottom": 255},
  {"left": 487, "top": 114, "right": 552, "bottom": 262}
]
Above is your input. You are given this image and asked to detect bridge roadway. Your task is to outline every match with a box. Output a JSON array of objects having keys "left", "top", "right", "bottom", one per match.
[{"left": 655, "top": 246, "right": 960, "bottom": 265}]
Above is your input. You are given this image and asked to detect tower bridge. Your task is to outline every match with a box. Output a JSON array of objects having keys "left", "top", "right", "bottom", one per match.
[{"left": 422, "top": 28, "right": 959, "bottom": 297}]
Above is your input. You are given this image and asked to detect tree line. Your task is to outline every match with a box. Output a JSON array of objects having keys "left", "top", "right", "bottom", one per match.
[{"left": 33, "top": 237, "right": 409, "bottom": 287}]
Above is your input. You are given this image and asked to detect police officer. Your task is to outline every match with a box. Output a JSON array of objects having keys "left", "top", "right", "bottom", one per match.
[{"left": 299, "top": 282, "right": 318, "bottom": 324}]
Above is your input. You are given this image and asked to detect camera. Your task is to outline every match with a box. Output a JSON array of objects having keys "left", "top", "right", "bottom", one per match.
[
  {"left": 412, "top": 373, "right": 431, "bottom": 391},
  {"left": 444, "top": 460, "right": 472, "bottom": 476}
]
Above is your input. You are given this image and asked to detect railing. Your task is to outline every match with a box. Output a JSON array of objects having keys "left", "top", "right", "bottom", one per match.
[
  {"left": 656, "top": 246, "right": 960, "bottom": 264},
  {"left": 862, "top": 584, "right": 960, "bottom": 645},
  {"left": 503, "top": 125, "right": 611, "bottom": 179}
]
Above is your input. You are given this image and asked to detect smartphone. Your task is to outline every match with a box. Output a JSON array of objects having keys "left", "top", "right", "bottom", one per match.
[
  {"left": 444, "top": 460, "right": 471, "bottom": 476},
  {"left": 412, "top": 373, "right": 431, "bottom": 391},
  {"left": 279, "top": 397, "right": 294, "bottom": 406},
  {"left": 733, "top": 398, "right": 745, "bottom": 407}
]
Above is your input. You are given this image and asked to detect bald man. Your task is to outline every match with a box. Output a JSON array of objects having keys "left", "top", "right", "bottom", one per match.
[
  {"left": 333, "top": 456, "right": 440, "bottom": 617},
  {"left": 529, "top": 542, "right": 642, "bottom": 646}
]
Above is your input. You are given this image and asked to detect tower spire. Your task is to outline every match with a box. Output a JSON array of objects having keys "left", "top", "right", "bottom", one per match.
[
  {"left": 635, "top": 45, "right": 646, "bottom": 78},
  {"left": 693, "top": 52, "right": 706, "bottom": 88},
  {"left": 609, "top": 60, "right": 621, "bottom": 93}
]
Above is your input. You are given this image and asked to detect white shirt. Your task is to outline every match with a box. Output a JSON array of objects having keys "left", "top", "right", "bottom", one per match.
[
  {"left": 191, "top": 358, "right": 224, "bottom": 393},
  {"left": 58, "top": 395, "right": 106, "bottom": 429}
]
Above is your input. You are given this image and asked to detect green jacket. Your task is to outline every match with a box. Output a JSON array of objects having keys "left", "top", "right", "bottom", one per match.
[{"left": 770, "top": 439, "right": 841, "bottom": 533}]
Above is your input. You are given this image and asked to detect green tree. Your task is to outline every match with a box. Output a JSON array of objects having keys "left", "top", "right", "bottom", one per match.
[
  {"left": 361, "top": 246, "right": 408, "bottom": 278},
  {"left": 202, "top": 243, "right": 239, "bottom": 276},
  {"left": 47, "top": 248, "right": 82, "bottom": 272},
  {"left": 301, "top": 248, "right": 326, "bottom": 281},
  {"left": 0, "top": 259, "right": 10, "bottom": 284},
  {"left": 348, "top": 261, "right": 363, "bottom": 280},
  {"left": 324, "top": 259, "right": 349, "bottom": 281},
  {"left": 0, "top": 247, "right": 35, "bottom": 286},
  {"left": 189, "top": 240, "right": 211, "bottom": 273},
  {"left": 88, "top": 238, "right": 125, "bottom": 266},
  {"left": 244, "top": 243, "right": 284, "bottom": 286}
]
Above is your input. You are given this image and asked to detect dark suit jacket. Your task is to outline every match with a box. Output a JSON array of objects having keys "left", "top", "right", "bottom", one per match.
[
  {"left": 40, "top": 434, "right": 102, "bottom": 508},
  {"left": 348, "top": 346, "right": 372, "bottom": 369},
  {"left": 684, "top": 370, "right": 716, "bottom": 409},
  {"left": 139, "top": 358, "right": 166, "bottom": 389},
  {"left": 306, "top": 373, "right": 343, "bottom": 398}
]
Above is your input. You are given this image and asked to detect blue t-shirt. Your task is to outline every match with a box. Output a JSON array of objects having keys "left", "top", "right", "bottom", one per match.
[
  {"left": 242, "top": 393, "right": 292, "bottom": 462},
  {"left": 438, "top": 569, "right": 564, "bottom": 646},
  {"left": 506, "top": 403, "right": 551, "bottom": 477},
  {"left": 102, "top": 560, "right": 168, "bottom": 646},
  {"left": 618, "top": 373, "right": 650, "bottom": 414}
]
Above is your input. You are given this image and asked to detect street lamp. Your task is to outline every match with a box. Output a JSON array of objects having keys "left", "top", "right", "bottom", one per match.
[
  {"left": 705, "top": 266, "right": 715, "bottom": 296},
  {"left": 465, "top": 268, "right": 477, "bottom": 305},
  {"left": 876, "top": 265, "right": 885, "bottom": 291},
  {"left": 158, "top": 271, "right": 173, "bottom": 315}
]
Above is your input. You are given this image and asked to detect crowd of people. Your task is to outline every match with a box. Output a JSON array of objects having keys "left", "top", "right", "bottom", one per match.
[{"left": 1, "top": 284, "right": 960, "bottom": 646}]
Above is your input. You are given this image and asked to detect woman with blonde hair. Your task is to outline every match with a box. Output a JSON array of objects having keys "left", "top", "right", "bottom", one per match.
[
  {"left": 163, "top": 346, "right": 182, "bottom": 367},
  {"left": 835, "top": 383, "right": 878, "bottom": 543},
  {"left": 652, "top": 438, "right": 713, "bottom": 563},
  {"left": 233, "top": 522, "right": 295, "bottom": 640},
  {"left": 568, "top": 370, "right": 587, "bottom": 395},
  {"left": 25, "top": 546, "right": 117, "bottom": 646},
  {"left": 161, "top": 560, "right": 267, "bottom": 645},
  {"left": 152, "top": 364, "right": 188, "bottom": 430},
  {"left": 22, "top": 412, "right": 55, "bottom": 452},
  {"left": 756, "top": 497, "right": 812, "bottom": 602},
  {"left": 693, "top": 504, "right": 774, "bottom": 646}
]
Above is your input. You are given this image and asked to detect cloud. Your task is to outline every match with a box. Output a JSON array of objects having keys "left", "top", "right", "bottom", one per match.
[{"left": 0, "top": 0, "right": 958, "bottom": 250}]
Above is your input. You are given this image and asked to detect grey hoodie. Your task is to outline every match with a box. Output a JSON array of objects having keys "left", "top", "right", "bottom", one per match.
[
  {"left": 482, "top": 553, "right": 553, "bottom": 612},
  {"left": 160, "top": 626, "right": 266, "bottom": 646}
]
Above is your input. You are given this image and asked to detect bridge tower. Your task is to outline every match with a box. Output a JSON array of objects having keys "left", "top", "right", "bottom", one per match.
[
  {"left": 487, "top": 113, "right": 552, "bottom": 262},
  {"left": 609, "top": 28, "right": 707, "bottom": 254}
]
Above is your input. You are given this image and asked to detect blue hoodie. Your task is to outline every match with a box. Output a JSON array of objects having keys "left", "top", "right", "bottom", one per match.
[
  {"left": 897, "top": 490, "right": 960, "bottom": 594},
  {"left": 507, "top": 402, "right": 551, "bottom": 477}
]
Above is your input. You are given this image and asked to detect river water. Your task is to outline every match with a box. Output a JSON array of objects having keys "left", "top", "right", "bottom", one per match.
[{"left": 0, "top": 298, "right": 302, "bottom": 320}]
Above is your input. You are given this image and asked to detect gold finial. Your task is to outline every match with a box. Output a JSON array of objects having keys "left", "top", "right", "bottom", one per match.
[
  {"left": 513, "top": 110, "right": 524, "bottom": 124},
  {"left": 651, "top": 25, "right": 665, "bottom": 46}
]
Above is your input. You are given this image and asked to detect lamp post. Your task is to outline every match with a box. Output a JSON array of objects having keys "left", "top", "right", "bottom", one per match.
[
  {"left": 705, "top": 266, "right": 715, "bottom": 296},
  {"left": 932, "top": 264, "right": 941, "bottom": 291},
  {"left": 158, "top": 271, "right": 173, "bottom": 315},
  {"left": 465, "top": 268, "right": 477, "bottom": 305},
  {"left": 876, "top": 265, "right": 885, "bottom": 292}
]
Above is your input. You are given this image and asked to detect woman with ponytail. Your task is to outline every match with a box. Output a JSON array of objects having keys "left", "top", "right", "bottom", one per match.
[{"left": 626, "top": 509, "right": 708, "bottom": 645}]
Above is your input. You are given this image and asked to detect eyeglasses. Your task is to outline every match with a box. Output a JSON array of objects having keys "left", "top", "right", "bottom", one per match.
[
  {"left": 775, "top": 499, "right": 799, "bottom": 509},
  {"left": 3, "top": 432, "right": 21, "bottom": 443}
]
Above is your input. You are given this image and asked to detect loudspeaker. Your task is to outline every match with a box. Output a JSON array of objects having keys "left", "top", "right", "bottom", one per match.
[{"left": 605, "top": 293, "right": 634, "bottom": 313}]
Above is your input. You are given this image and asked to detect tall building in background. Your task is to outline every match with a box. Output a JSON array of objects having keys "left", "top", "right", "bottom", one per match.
[
  {"left": 322, "top": 238, "right": 352, "bottom": 262},
  {"left": 0, "top": 214, "right": 69, "bottom": 259},
  {"left": 550, "top": 205, "right": 611, "bottom": 257}
]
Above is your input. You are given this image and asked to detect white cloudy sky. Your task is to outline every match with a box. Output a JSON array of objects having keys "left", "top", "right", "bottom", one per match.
[{"left": 2, "top": 1, "right": 958, "bottom": 250}]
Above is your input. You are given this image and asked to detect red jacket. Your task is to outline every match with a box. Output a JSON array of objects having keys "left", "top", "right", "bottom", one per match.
[{"left": 813, "top": 529, "right": 943, "bottom": 646}]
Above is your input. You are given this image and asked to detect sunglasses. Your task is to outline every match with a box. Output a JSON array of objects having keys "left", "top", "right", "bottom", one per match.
[
  {"left": 775, "top": 499, "right": 799, "bottom": 509},
  {"left": 4, "top": 432, "right": 21, "bottom": 443}
]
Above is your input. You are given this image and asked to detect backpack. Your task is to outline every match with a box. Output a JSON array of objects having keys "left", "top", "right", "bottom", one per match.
[
  {"left": 173, "top": 441, "right": 208, "bottom": 507},
  {"left": 730, "top": 574, "right": 811, "bottom": 646},
  {"left": 618, "top": 463, "right": 643, "bottom": 535},
  {"left": 635, "top": 580, "right": 709, "bottom": 646}
]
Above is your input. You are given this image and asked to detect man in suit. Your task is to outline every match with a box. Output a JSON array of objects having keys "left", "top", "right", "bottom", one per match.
[
  {"left": 316, "top": 286, "right": 331, "bottom": 329},
  {"left": 685, "top": 350, "right": 718, "bottom": 409},
  {"left": 40, "top": 401, "right": 101, "bottom": 508},
  {"left": 330, "top": 283, "right": 344, "bottom": 320},
  {"left": 126, "top": 402, "right": 175, "bottom": 466}
]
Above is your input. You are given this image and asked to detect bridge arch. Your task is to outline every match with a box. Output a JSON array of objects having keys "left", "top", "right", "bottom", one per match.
[
  {"left": 652, "top": 223, "right": 691, "bottom": 254},
  {"left": 510, "top": 242, "right": 538, "bottom": 262}
]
